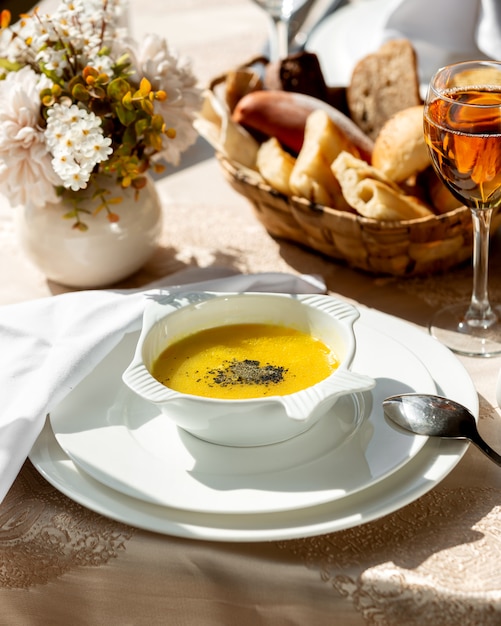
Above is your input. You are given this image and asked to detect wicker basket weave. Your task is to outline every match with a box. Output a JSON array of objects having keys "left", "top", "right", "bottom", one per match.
[{"left": 218, "top": 154, "right": 501, "bottom": 277}]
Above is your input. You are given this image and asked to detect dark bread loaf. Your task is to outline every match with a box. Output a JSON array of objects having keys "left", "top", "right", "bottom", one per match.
[
  {"left": 264, "top": 51, "right": 329, "bottom": 102},
  {"left": 347, "top": 39, "right": 422, "bottom": 140},
  {"left": 264, "top": 51, "right": 349, "bottom": 115}
]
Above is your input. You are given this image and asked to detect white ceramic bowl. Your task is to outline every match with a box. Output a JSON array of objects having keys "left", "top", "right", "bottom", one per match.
[{"left": 122, "top": 291, "right": 375, "bottom": 446}]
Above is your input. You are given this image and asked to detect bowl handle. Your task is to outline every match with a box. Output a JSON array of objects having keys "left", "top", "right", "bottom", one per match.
[
  {"left": 298, "top": 294, "right": 360, "bottom": 325},
  {"left": 279, "top": 370, "right": 375, "bottom": 421}
]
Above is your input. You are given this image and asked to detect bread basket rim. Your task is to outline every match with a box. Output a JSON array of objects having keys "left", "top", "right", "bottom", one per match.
[{"left": 216, "top": 153, "right": 470, "bottom": 228}]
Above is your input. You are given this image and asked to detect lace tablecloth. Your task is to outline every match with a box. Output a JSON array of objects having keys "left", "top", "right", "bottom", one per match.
[{"left": 2, "top": 1, "right": 501, "bottom": 625}]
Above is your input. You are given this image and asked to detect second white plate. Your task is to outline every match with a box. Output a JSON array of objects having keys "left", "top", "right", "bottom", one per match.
[
  {"left": 31, "top": 306, "right": 477, "bottom": 542},
  {"left": 50, "top": 320, "right": 435, "bottom": 514}
]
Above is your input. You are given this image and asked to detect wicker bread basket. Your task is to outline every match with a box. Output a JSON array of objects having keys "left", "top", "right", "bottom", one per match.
[
  {"left": 218, "top": 154, "right": 501, "bottom": 277},
  {"left": 198, "top": 59, "right": 500, "bottom": 277}
]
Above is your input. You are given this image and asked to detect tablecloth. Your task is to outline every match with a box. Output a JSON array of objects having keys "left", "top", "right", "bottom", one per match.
[{"left": 1, "top": 1, "right": 501, "bottom": 625}]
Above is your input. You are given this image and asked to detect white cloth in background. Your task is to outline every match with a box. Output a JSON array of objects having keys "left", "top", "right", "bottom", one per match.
[
  {"left": 0, "top": 268, "right": 325, "bottom": 503},
  {"left": 382, "top": 0, "right": 501, "bottom": 84}
]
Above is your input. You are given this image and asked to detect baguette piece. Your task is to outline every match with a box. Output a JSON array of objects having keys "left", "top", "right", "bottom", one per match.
[
  {"left": 347, "top": 39, "right": 422, "bottom": 140},
  {"left": 289, "top": 109, "right": 357, "bottom": 209},
  {"left": 256, "top": 137, "right": 296, "bottom": 196},
  {"left": 332, "top": 151, "right": 433, "bottom": 220}
]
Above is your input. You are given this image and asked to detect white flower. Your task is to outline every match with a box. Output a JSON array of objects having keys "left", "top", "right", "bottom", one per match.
[
  {"left": 36, "top": 47, "right": 70, "bottom": 77},
  {"left": 7, "top": 0, "right": 128, "bottom": 80},
  {"left": 0, "top": 67, "right": 61, "bottom": 207},
  {"left": 130, "top": 33, "right": 202, "bottom": 165},
  {"left": 46, "top": 104, "right": 112, "bottom": 190},
  {"left": 87, "top": 53, "right": 115, "bottom": 76},
  {"left": 0, "top": 0, "right": 200, "bottom": 227}
]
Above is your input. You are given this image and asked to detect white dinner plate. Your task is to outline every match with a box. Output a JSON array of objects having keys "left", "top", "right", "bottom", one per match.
[
  {"left": 49, "top": 321, "right": 435, "bottom": 514},
  {"left": 30, "top": 306, "right": 477, "bottom": 542}
]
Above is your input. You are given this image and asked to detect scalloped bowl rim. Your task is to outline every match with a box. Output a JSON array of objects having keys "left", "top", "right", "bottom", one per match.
[{"left": 122, "top": 291, "right": 375, "bottom": 446}]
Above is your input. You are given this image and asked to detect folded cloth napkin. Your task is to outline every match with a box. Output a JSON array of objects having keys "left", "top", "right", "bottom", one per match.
[
  {"left": 0, "top": 267, "right": 325, "bottom": 504},
  {"left": 382, "top": 0, "right": 501, "bottom": 85}
]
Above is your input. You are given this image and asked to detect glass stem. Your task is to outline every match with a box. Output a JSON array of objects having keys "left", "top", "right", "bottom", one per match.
[
  {"left": 466, "top": 207, "right": 496, "bottom": 325},
  {"left": 269, "top": 16, "right": 289, "bottom": 61}
]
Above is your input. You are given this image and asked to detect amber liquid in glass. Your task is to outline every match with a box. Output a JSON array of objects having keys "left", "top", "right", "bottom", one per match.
[{"left": 424, "top": 88, "right": 501, "bottom": 209}]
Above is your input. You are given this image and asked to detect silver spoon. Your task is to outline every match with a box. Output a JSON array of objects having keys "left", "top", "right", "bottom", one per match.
[{"left": 383, "top": 393, "right": 501, "bottom": 467}]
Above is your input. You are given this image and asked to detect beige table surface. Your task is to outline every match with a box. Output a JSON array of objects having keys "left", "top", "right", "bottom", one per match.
[{"left": 2, "top": 1, "right": 501, "bottom": 625}]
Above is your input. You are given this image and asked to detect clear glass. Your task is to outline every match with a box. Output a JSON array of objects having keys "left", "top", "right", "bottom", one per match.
[
  {"left": 251, "top": 0, "right": 310, "bottom": 61},
  {"left": 423, "top": 60, "right": 501, "bottom": 356}
]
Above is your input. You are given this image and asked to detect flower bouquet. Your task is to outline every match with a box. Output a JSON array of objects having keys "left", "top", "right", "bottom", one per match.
[{"left": 0, "top": 0, "right": 202, "bottom": 230}]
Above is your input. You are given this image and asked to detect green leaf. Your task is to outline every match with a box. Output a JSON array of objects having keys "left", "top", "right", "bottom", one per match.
[
  {"left": 149, "top": 131, "right": 163, "bottom": 152},
  {"left": 115, "top": 103, "right": 136, "bottom": 126},
  {"left": 140, "top": 99, "right": 154, "bottom": 115},
  {"left": 97, "top": 46, "right": 111, "bottom": 57},
  {"left": 135, "top": 117, "right": 149, "bottom": 137},
  {"left": 123, "top": 123, "right": 137, "bottom": 147},
  {"left": 72, "top": 83, "right": 90, "bottom": 102},
  {"left": 139, "top": 77, "right": 151, "bottom": 96},
  {"left": 107, "top": 77, "right": 131, "bottom": 102},
  {"left": 68, "top": 75, "right": 85, "bottom": 90},
  {"left": 92, "top": 203, "right": 106, "bottom": 215},
  {"left": 122, "top": 91, "right": 133, "bottom": 111},
  {"left": 151, "top": 114, "right": 164, "bottom": 132},
  {"left": 88, "top": 85, "right": 106, "bottom": 99},
  {"left": 41, "top": 93, "right": 55, "bottom": 107},
  {"left": 91, "top": 187, "right": 109, "bottom": 200},
  {"left": 0, "top": 59, "right": 22, "bottom": 72}
]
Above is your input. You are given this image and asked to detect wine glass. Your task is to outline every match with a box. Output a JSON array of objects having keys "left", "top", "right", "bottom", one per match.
[
  {"left": 423, "top": 60, "right": 501, "bottom": 357},
  {"left": 251, "top": 0, "right": 311, "bottom": 61}
]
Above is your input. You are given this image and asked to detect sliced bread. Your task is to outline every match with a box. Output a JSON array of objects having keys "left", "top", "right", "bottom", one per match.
[{"left": 347, "top": 39, "right": 422, "bottom": 140}]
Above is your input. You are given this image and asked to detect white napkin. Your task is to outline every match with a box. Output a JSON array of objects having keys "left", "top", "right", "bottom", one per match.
[
  {"left": 0, "top": 267, "right": 325, "bottom": 504},
  {"left": 381, "top": 0, "right": 501, "bottom": 86}
]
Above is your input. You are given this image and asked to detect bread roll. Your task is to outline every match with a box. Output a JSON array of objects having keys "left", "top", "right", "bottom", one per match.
[
  {"left": 256, "top": 137, "right": 295, "bottom": 196},
  {"left": 332, "top": 152, "right": 434, "bottom": 220},
  {"left": 347, "top": 39, "right": 422, "bottom": 140},
  {"left": 289, "top": 109, "right": 356, "bottom": 208},
  {"left": 372, "top": 106, "right": 431, "bottom": 182},
  {"left": 421, "top": 167, "right": 463, "bottom": 214}
]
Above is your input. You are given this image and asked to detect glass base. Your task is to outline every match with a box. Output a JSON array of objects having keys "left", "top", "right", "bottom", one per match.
[{"left": 429, "top": 302, "right": 501, "bottom": 357}]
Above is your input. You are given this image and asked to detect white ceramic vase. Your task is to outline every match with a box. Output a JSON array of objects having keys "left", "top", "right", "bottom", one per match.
[{"left": 16, "top": 174, "right": 163, "bottom": 288}]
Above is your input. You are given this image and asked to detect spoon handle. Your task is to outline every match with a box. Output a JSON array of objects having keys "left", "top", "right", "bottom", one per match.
[{"left": 469, "top": 430, "right": 501, "bottom": 467}]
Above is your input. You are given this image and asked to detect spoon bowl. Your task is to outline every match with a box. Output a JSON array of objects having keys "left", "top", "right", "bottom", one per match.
[{"left": 383, "top": 393, "right": 501, "bottom": 467}]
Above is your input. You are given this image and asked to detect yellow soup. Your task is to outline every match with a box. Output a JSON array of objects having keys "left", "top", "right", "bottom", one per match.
[{"left": 151, "top": 323, "right": 339, "bottom": 399}]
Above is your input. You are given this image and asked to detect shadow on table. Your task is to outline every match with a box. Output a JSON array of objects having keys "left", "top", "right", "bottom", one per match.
[
  {"left": 274, "top": 225, "right": 501, "bottom": 329},
  {"left": 276, "top": 476, "right": 501, "bottom": 625},
  {"left": 44, "top": 243, "right": 245, "bottom": 295},
  {"left": 151, "top": 137, "right": 216, "bottom": 180}
]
